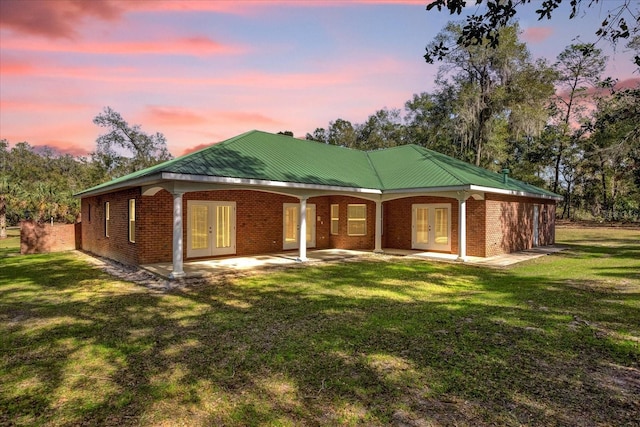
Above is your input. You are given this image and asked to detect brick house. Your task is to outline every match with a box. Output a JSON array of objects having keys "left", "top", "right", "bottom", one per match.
[{"left": 76, "top": 130, "right": 561, "bottom": 278}]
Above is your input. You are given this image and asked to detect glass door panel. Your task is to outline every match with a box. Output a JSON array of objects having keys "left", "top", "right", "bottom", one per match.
[
  {"left": 191, "top": 205, "right": 209, "bottom": 250},
  {"left": 412, "top": 204, "right": 451, "bottom": 251},
  {"left": 187, "top": 201, "right": 236, "bottom": 258},
  {"left": 283, "top": 203, "right": 316, "bottom": 250},
  {"left": 415, "top": 207, "right": 429, "bottom": 245},
  {"left": 283, "top": 205, "right": 298, "bottom": 249},
  {"left": 434, "top": 208, "right": 449, "bottom": 245},
  {"left": 216, "top": 205, "right": 231, "bottom": 249}
]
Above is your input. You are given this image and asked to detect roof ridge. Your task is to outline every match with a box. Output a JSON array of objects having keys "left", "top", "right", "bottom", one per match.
[
  {"left": 365, "top": 151, "right": 385, "bottom": 190},
  {"left": 172, "top": 130, "right": 257, "bottom": 172},
  {"left": 410, "top": 145, "right": 465, "bottom": 185}
]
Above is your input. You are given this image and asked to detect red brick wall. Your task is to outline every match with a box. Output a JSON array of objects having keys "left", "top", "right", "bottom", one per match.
[
  {"left": 328, "top": 196, "right": 376, "bottom": 250},
  {"left": 311, "top": 196, "right": 331, "bottom": 250},
  {"left": 81, "top": 188, "right": 140, "bottom": 265},
  {"left": 137, "top": 190, "right": 173, "bottom": 264},
  {"left": 83, "top": 188, "right": 371, "bottom": 265},
  {"left": 382, "top": 196, "right": 459, "bottom": 254},
  {"left": 20, "top": 221, "right": 80, "bottom": 254},
  {"left": 539, "top": 203, "right": 556, "bottom": 246},
  {"left": 484, "top": 194, "right": 556, "bottom": 257},
  {"left": 181, "top": 191, "right": 331, "bottom": 260},
  {"left": 466, "top": 197, "right": 486, "bottom": 257},
  {"left": 80, "top": 186, "right": 557, "bottom": 265},
  {"left": 135, "top": 190, "right": 336, "bottom": 264}
]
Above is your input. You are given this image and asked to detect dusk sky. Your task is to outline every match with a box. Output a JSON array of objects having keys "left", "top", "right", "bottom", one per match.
[{"left": 1, "top": 0, "right": 637, "bottom": 157}]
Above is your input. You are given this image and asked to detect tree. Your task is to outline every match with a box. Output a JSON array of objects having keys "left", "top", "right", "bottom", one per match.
[
  {"left": 277, "top": 130, "right": 294, "bottom": 137},
  {"left": 428, "top": 23, "right": 556, "bottom": 167},
  {"left": 550, "top": 43, "right": 607, "bottom": 194},
  {"left": 582, "top": 85, "right": 640, "bottom": 220},
  {"left": 0, "top": 141, "right": 93, "bottom": 226},
  {"left": 328, "top": 118, "right": 358, "bottom": 148},
  {"left": 0, "top": 139, "right": 9, "bottom": 238},
  {"left": 404, "top": 89, "right": 458, "bottom": 156},
  {"left": 305, "top": 128, "right": 328, "bottom": 143},
  {"left": 92, "top": 107, "right": 173, "bottom": 180},
  {"left": 355, "top": 108, "right": 404, "bottom": 150},
  {"left": 424, "top": 0, "right": 639, "bottom": 67}
]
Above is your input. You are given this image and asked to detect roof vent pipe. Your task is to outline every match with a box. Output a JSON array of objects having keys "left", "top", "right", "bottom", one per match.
[{"left": 501, "top": 168, "right": 509, "bottom": 184}]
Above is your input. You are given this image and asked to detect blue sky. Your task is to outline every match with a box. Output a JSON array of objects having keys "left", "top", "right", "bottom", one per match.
[{"left": 1, "top": 0, "right": 637, "bottom": 156}]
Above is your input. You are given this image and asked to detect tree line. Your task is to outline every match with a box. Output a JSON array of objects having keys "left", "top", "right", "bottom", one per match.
[
  {"left": 1, "top": 19, "right": 638, "bottom": 238},
  {"left": 305, "top": 24, "right": 639, "bottom": 222},
  {"left": 0, "top": 108, "right": 173, "bottom": 237}
]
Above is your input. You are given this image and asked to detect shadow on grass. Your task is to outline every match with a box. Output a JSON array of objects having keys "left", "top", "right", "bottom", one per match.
[{"left": 1, "top": 238, "right": 639, "bottom": 425}]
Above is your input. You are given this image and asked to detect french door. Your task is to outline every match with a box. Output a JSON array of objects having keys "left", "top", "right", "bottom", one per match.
[
  {"left": 187, "top": 201, "right": 236, "bottom": 258},
  {"left": 412, "top": 204, "right": 451, "bottom": 252},
  {"left": 283, "top": 203, "right": 316, "bottom": 250}
]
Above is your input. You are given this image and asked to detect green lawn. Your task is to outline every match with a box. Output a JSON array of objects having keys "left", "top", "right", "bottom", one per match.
[{"left": 1, "top": 227, "right": 639, "bottom": 426}]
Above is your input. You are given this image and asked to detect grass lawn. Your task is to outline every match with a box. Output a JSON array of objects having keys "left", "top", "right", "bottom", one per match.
[{"left": 1, "top": 227, "right": 639, "bottom": 426}]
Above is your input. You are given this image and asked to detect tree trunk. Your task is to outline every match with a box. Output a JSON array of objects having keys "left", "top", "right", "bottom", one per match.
[
  {"left": 561, "top": 179, "right": 572, "bottom": 219},
  {"left": 611, "top": 174, "right": 618, "bottom": 221},
  {"left": 600, "top": 156, "right": 608, "bottom": 220},
  {"left": 552, "top": 138, "right": 564, "bottom": 194},
  {"left": 567, "top": 180, "right": 572, "bottom": 220},
  {"left": 0, "top": 196, "right": 6, "bottom": 239}
]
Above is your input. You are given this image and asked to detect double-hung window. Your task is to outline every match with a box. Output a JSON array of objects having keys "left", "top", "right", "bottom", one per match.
[
  {"left": 105, "top": 202, "right": 110, "bottom": 237},
  {"left": 347, "top": 204, "right": 366, "bottom": 236},
  {"left": 330, "top": 204, "right": 339, "bottom": 235},
  {"left": 128, "top": 199, "right": 136, "bottom": 243}
]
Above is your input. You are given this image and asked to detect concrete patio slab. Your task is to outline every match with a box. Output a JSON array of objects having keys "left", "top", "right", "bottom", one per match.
[
  {"left": 385, "top": 246, "right": 566, "bottom": 267},
  {"left": 141, "top": 246, "right": 566, "bottom": 280},
  {"left": 141, "top": 249, "right": 365, "bottom": 279}
]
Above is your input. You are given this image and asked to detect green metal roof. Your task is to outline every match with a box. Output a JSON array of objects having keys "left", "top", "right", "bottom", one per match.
[
  {"left": 76, "top": 130, "right": 559, "bottom": 199},
  {"left": 368, "top": 145, "right": 560, "bottom": 197}
]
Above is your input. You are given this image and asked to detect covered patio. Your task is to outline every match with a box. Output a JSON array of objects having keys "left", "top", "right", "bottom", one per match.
[
  {"left": 140, "top": 246, "right": 565, "bottom": 279},
  {"left": 76, "top": 131, "right": 561, "bottom": 277}
]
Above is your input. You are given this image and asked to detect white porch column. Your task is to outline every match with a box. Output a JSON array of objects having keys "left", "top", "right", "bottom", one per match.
[
  {"left": 458, "top": 193, "right": 467, "bottom": 262},
  {"left": 170, "top": 191, "right": 185, "bottom": 279},
  {"left": 374, "top": 199, "right": 383, "bottom": 253},
  {"left": 297, "top": 197, "right": 308, "bottom": 262}
]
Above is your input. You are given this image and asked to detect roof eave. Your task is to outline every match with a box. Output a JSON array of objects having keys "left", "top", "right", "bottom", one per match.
[
  {"left": 468, "top": 185, "right": 563, "bottom": 201},
  {"left": 382, "top": 185, "right": 472, "bottom": 194},
  {"left": 161, "top": 172, "right": 382, "bottom": 194},
  {"left": 74, "top": 173, "right": 164, "bottom": 198}
]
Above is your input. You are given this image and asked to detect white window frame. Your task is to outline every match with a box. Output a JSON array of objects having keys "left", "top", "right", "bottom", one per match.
[
  {"left": 128, "top": 199, "right": 136, "bottom": 243},
  {"left": 347, "top": 204, "right": 367, "bottom": 236},
  {"left": 105, "top": 201, "right": 110, "bottom": 237},
  {"left": 330, "top": 204, "right": 339, "bottom": 235}
]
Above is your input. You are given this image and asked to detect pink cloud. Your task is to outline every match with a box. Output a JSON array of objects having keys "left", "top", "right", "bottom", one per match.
[
  {"left": 0, "top": 0, "right": 431, "bottom": 40},
  {"left": 143, "top": 107, "right": 208, "bottom": 127},
  {"left": 0, "top": 58, "right": 34, "bottom": 75},
  {"left": 3, "top": 36, "right": 244, "bottom": 57},
  {"left": 31, "top": 142, "right": 91, "bottom": 157},
  {"left": 181, "top": 143, "right": 215, "bottom": 156},
  {"left": 615, "top": 77, "right": 640, "bottom": 91},
  {"left": 557, "top": 77, "right": 640, "bottom": 100},
  {"left": 522, "top": 27, "right": 554, "bottom": 43},
  {"left": 133, "top": 0, "right": 427, "bottom": 13},
  {"left": 1, "top": 128, "right": 94, "bottom": 157},
  {"left": 142, "top": 106, "right": 282, "bottom": 131},
  {"left": 0, "top": 0, "right": 123, "bottom": 39},
  {"left": 0, "top": 100, "right": 89, "bottom": 112}
]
